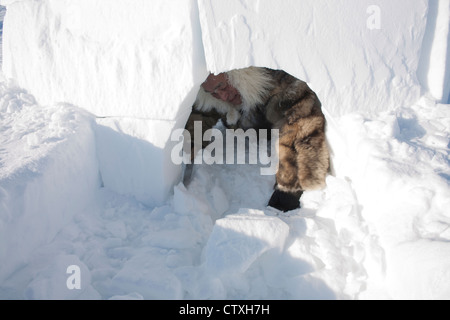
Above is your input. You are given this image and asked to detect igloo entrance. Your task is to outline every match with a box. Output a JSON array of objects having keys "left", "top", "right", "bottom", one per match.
[{"left": 180, "top": 66, "right": 330, "bottom": 213}]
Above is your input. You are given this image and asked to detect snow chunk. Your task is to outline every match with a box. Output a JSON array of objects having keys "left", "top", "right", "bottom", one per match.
[
  {"left": 95, "top": 117, "right": 181, "bottom": 206},
  {"left": 109, "top": 250, "right": 183, "bottom": 300},
  {"left": 1, "top": 0, "right": 209, "bottom": 204},
  {"left": 417, "top": 0, "right": 450, "bottom": 103},
  {"left": 204, "top": 209, "right": 289, "bottom": 276},
  {"left": 0, "top": 81, "right": 100, "bottom": 283}
]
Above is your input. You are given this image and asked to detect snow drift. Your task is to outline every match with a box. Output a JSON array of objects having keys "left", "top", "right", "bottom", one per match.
[
  {"left": 0, "top": 77, "right": 100, "bottom": 285},
  {"left": 0, "top": 0, "right": 450, "bottom": 300}
]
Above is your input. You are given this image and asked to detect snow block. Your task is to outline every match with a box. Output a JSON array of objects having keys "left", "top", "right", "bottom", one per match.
[
  {"left": 0, "top": 0, "right": 208, "bottom": 205},
  {"left": 95, "top": 117, "right": 182, "bottom": 206},
  {"left": 109, "top": 250, "right": 184, "bottom": 299},
  {"left": 1, "top": 0, "right": 207, "bottom": 120},
  {"left": 204, "top": 209, "right": 289, "bottom": 276},
  {"left": 0, "top": 7, "right": 5, "bottom": 66},
  {"left": 0, "top": 84, "right": 99, "bottom": 283},
  {"left": 198, "top": 0, "right": 428, "bottom": 116},
  {"left": 417, "top": 0, "right": 450, "bottom": 103}
]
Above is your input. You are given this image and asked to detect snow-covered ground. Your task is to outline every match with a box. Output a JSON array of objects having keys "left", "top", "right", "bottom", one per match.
[
  {"left": 1, "top": 72, "right": 449, "bottom": 299},
  {"left": 0, "top": 1, "right": 449, "bottom": 300}
]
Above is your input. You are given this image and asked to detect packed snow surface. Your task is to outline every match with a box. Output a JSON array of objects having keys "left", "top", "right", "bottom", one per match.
[
  {"left": 0, "top": 0, "right": 208, "bottom": 206},
  {"left": 1, "top": 74, "right": 449, "bottom": 299},
  {"left": 0, "top": 0, "right": 450, "bottom": 300}
]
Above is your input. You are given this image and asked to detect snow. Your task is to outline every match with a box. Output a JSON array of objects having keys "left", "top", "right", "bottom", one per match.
[
  {"left": 0, "top": 76, "right": 100, "bottom": 287},
  {"left": 0, "top": 0, "right": 208, "bottom": 206},
  {"left": 0, "top": 0, "right": 450, "bottom": 300},
  {"left": 325, "top": 97, "right": 450, "bottom": 298},
  {"left": 203, "top": 209, "right": 290, "bottom": 276},
  {"left": 1, "top": 0, "right": 206, "bottom": 119},
  {"left": 417, "top": 0, "right": 450, "bottom": 103},
  {"left": 0, "top": 6, "right": 5, "bottom": 66},
  {"left": 198, "top": 0, "right": 429, "bottom": 115}
]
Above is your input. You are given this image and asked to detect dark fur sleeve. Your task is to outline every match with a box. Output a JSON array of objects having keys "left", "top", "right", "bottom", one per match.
[
  {"left": 268, "top": 71, "right": 330, "bottom": 192},
  {"left": 184, "top": 107, "right": 224, "bottom": 161}
]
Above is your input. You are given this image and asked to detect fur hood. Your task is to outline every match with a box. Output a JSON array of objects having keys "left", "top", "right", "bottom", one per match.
[{"left": 194, "top": 67, "right": 274, "bottom": 125}]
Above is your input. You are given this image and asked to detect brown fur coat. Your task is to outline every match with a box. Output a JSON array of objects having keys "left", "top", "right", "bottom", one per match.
[{"left": 186, "top": 66, "right": 329, "bottom": 195}]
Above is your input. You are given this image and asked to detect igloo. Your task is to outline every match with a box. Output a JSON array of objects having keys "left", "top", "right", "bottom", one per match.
[
  {"left": 1, "top": 0, "right": 450, "bottom": 301},
  {"left": 0, "top": 0, "right": 448, "bottom": 209}
]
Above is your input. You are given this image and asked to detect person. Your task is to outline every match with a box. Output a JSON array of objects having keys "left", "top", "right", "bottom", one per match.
[{"left": 184, "top": 66, "right": 330, "bottom": 212}]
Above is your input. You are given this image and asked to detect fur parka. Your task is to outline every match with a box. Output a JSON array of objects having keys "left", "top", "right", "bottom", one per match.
[{"left": 185, "top": 67, "right": 330, "bottom": 210}]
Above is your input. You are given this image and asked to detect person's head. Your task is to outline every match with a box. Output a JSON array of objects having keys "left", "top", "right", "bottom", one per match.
[{"left": 201, "top": 72, "right": 242, "bottom": 106}]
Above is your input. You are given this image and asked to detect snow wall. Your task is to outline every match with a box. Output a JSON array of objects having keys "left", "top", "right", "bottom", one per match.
[
  {"left": 0, "top": 80, "right": 100, "bottom": 283},
  {"left": 1, "top": 0, "right": 208, "bottom": 207},
  {"left": 0, "top": 0, "right": 449, "bottom": 206}
]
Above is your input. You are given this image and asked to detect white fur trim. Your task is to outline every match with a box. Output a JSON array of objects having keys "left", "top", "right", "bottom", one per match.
[
  {"left": 194, "top": 67, "right": 274, "bottom": 125},
  {"left": 226, "top": 67, "right": 274, "bottom": 114}
]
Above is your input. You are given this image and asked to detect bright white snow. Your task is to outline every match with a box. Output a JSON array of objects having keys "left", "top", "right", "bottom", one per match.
[
  {"left": 198, "top": 0, "right": 428, "bottom": 115},
  {"left": 0, "top": 0, "right": 449, "bottom": 300},
  {"left": 0, "top": 0, "right": 208, "bottom": 206}
]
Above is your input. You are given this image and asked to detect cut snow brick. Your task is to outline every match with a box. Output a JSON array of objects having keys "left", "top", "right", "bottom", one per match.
[
  {"left": 198, "top": 0, "right": 429, "bottom": 116},
  {"left": 95, "top": 117, "right": 182, "bottom": 206},
  {"left": 204, "top": 209, "right": 289, "bottom": 276},
  {"left": 0, "top": 0, "right": 208, "bottom": 205},
  {"left": 1, "top": 0, "right": 207, "bottom": 120},
  {"left": 0, "top": 89, "right": 99, "bottom": 283}
]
